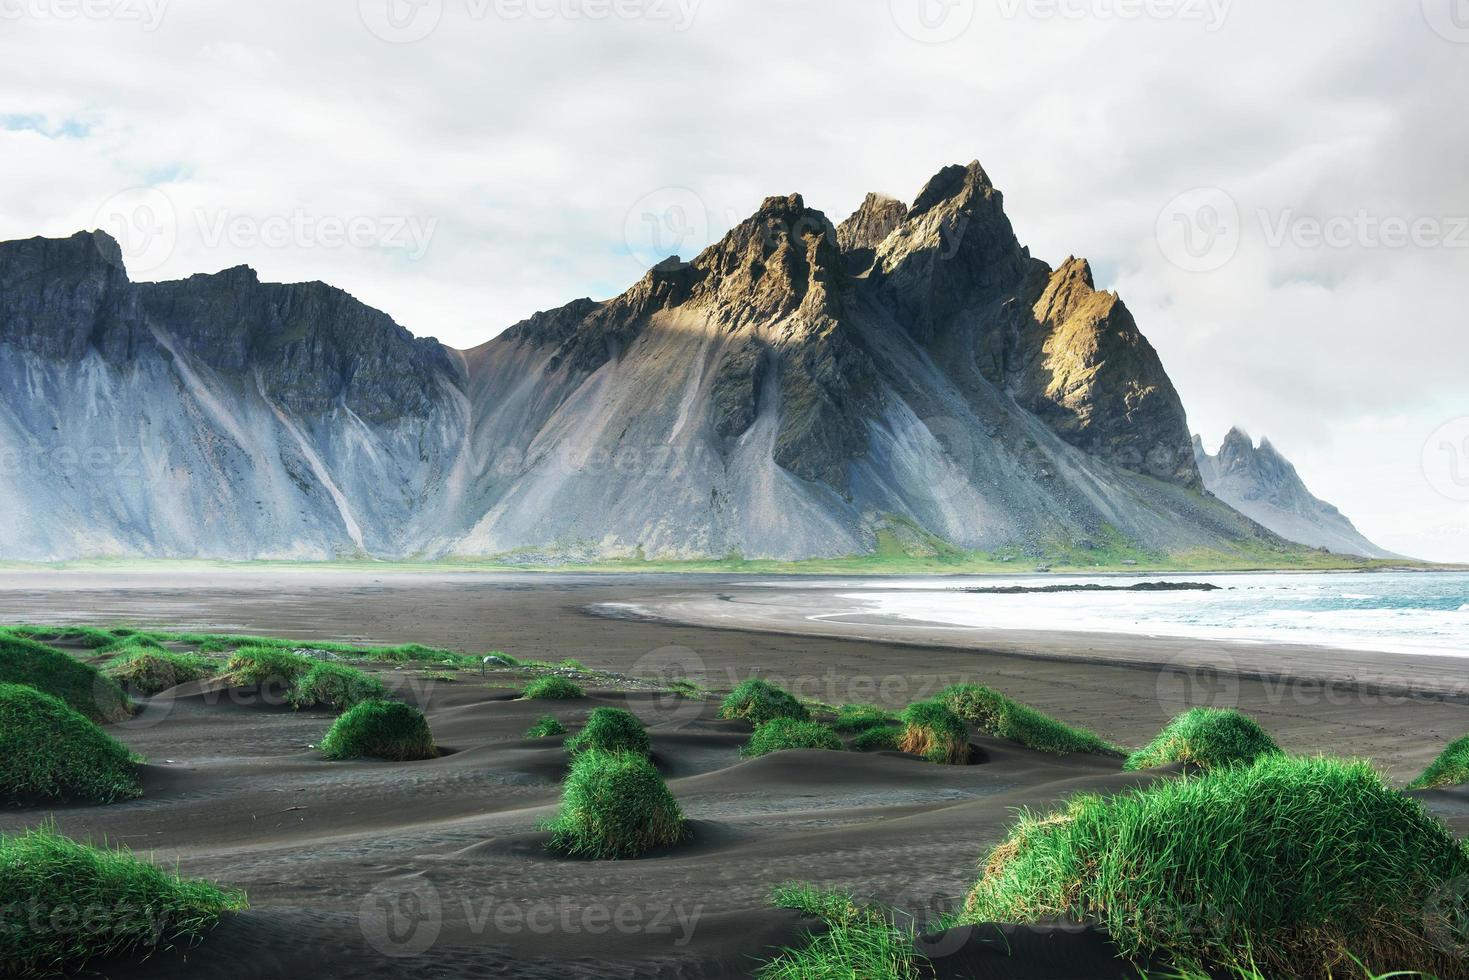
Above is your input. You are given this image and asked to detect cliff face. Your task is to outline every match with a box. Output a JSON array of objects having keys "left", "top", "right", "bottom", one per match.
[
  {"left": 0, "top": 163, "right": 1289, "bottom": 562},
  {"left": 1193, "top": 429, "right": 1394, "bottom": 559}
]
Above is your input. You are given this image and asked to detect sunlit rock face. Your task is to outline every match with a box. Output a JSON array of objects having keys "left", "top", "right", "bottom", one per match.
[{"left": 0, "top": 164, "right": 1284, "bottom": 562}]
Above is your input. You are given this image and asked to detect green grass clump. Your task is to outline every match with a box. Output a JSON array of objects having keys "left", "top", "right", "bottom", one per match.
[
  {"left": 287, "top": 662, "right": 387, "bottom": 712},
  {"left": 522, "top": 676, "right": 585, "bottom": 700},
  {"left": 105, "top": 650, "right": 215, "bottom": 696},
  {"left": 0, "top": 635, "right": 131, "bottom": 723},
  {"left": 223, "top": 646, "right": 314, "bottom": 687},
  {"left": 963, "top": 755, "right": 1469, "bottom": 978},
  {"left": 319, "top": 700, "right": 437, "bottom": 761},
  {"left": 0, "top": 625, "right": 122, "bottom": 649},
  {"left": 852, "top": 726, "right": 903, "bottom": 752},
  {"left": 831, "top": 703, "right": 900, "bottom": 732},
  {"left": 938, "top": 684, "right": 1122, "bottom": 756},
  {"left": 1125, "top": 708, "right": 1281, "bottom": 772},
  {"left": 744, "top": 718, "right": 843, "bottom": 757},
  {"left": 526, "top": 715, "right": 568, "bottom": 738},
  {"left": 758, "top": 883, "right": 926, "bottom": 980},
  {"left": 1409, "top": 733, "right": 1469, "bottom": 791},
  {"left": 0, "top": 824, "right": 246, "bottom": 976},
  {"left": 96, "top": 634, "right": 168, "bottom": 657},
  {"left": 0, "top": 684, "right": 141, "bottom": 804},
  {"left": 565, "top": 707, "right": 651, "bottom": 757},
  {"left": 545, "top": 750, "right": 686, "bottom": 859},
  {"left": 720, "top": 679, "right": 810, "bottom": 727},
  {"left": 897, "top": 700, "right": 970, "bottom": 764}
]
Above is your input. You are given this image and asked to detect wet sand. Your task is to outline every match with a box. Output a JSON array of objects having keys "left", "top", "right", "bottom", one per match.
[{"left": 1, "top": 569, "right": 1466, "bottom": 979}]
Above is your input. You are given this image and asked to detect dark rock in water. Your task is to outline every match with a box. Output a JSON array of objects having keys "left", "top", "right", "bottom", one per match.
[
  {"left": 958, "top": 582, "right": 1220, "bottom": 595},
  {"left": 0, "top": 162, "right": 1294, "bottom": 562},
  {"left": 1194, "top": 429, "right": 1395, "bottom": 558}
]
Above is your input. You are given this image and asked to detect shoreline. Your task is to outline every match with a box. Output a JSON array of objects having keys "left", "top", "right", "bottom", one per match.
[{"left": 588, "top": 582, "right": 1469, "bottom": 703}]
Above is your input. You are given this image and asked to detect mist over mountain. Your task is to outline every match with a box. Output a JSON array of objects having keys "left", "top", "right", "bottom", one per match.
[{"left": 0, "top": 162, "right": 1344, "bottom": 563}]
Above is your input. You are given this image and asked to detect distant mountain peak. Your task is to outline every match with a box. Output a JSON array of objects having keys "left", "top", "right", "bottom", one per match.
[{"left": 1195, "top": 430, "right": 1396, "bottom": 558}]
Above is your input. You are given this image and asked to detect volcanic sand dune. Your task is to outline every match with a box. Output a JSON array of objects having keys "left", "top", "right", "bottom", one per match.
[{"left": 1, "top": 570, "right": 1467, "bottom": 978}]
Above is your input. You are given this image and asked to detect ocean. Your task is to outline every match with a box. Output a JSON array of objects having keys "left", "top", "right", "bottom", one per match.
[{"left": 822, "top": 571, "right": 1469, "bottom": 657}]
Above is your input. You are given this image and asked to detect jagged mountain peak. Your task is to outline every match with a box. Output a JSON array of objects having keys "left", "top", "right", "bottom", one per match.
[
  {"left": 1195, "top": 430, "right": 1395, "bottom": 558},
  {"left": 910, "top": 159, "right": 997, "bottom": 216},
  {"left": 836, "top": 192, "right": 909, "bottom": 263},
  {"left": 678, "top": 191, "right": 845, "bottom": 330},
  {"left": 869, "top": 160, "right": 1032, "bottom": 343},
  {"left": 1053, "top": 255, "right": 1095, "bottom": 290}
]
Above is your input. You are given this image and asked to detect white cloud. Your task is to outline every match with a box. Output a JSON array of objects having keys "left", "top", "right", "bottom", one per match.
[{"left": 0, "top": 0, "right": 1466, "bottom": 557}]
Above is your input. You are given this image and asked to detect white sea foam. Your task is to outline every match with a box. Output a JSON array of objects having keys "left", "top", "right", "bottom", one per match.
[{"left": 834, "top": 571, "right": 1469, "bottom": 657}]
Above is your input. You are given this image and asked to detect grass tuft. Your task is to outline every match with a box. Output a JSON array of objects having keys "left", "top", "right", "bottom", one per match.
[
  {"left": 1409, "top": 733, "right": 1469, "bottom": 791},
  {"left": 223, "top": 646, "right": 314, "bottom": 687},
  {"left": 897, "top": 699, "right": 970, "bottom": 764},
  {"left": 744, "top": 718, "right": 843, "bottom": 757},
  {"left": 0, "top": 824, "right": 246, "bottom": 976},
  {"left": 720, "top": 679, "right": 810, "bottom": 727},
  {"left": 1125, "top": 707, "right": 1281, "bottom": 771},
  {"left": 963, "top": 755, "right": 1469, "bottom": 978},
  {"left": 564, "top": 707, "right": 650, "bottom": 757},
  {"left": 938, "top": 684, "right": 1122, "bottom": 756},
  {"left": 522, "top": 676, "right": 585, "bottom": 700},
  {"left": 831, "top": 703, "right": 900, "bottom": 733},
  {"left": 319, "top": 700, "right": 437, "bottom": 761},
  {"left": 287, "top": 662, "right": 387, "bottom": 712},
  {"left": 544, "top": 750, "right": 686, "bottom": 859},
  {"left": 0, "top": 635, "right": 131, "bottom": 723},
  {"left": 105, "top": 649, "right": 214, "bottom": 696},
  {"left": 853, "top": 726, "right": 903, "bottom": 752},
  {"left": 526, "top": 715, "right": 568, "bottom": 738},
  {"left": 758, "top": 883, "right": 926, "bottom": 980},
  {"left": 0, "top": 684, "right": 141, "bottom": 804}
]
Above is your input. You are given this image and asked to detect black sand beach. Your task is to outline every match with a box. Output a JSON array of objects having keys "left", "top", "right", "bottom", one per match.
[{"left": 2, "top": 570, "right": 1466, "bottom": 978}]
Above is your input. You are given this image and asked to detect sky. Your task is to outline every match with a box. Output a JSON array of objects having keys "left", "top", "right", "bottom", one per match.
[{"left": 1, "top": 0, "right": 1466, "bottom": 560}]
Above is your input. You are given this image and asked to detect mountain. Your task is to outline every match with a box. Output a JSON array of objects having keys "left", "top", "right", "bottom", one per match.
[
  {"left": 1193, "top": 429, "right": 1394, "bottom": 559},
  {"left": 0, "top": 161, "right": 1295, "bottom": 562}
]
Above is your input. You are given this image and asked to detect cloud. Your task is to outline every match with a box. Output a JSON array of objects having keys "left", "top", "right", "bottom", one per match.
[{"left": 0, "top": 0, "right": 1465, "bottom": 557}]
